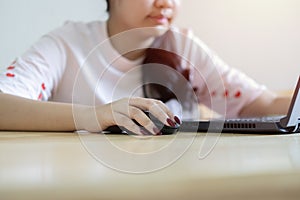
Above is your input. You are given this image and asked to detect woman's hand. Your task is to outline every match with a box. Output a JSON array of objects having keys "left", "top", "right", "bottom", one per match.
[{"left": 83, "top": 97, "right": 179, "bottom": 135}]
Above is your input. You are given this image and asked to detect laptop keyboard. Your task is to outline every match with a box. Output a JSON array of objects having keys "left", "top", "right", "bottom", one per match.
[{"left": 226, "top": 115, "right": 284, "bottom": 123}]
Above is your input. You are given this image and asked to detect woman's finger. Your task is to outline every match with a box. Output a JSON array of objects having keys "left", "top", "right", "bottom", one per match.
[
  {"left": 127, "top": 106, "right": 161, "bottom": 135},
  {"left": 112, "top": 112, "right": 144, "bottom": 135},
  {"left": 129, "top": 97, "right": 178, "bottom": 126}
]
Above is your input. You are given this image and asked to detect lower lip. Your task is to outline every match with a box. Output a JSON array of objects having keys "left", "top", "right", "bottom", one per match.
[{"left": 149, "top": 17, "right": 169, "bottom": 25}]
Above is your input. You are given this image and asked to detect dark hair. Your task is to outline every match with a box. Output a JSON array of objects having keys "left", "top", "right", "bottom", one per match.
[
  {"left": 106, "top": 0, "right": 110, "bottom": 12},
  {"left": 142, "top": 31, "right": 198, "bottom": 111}
]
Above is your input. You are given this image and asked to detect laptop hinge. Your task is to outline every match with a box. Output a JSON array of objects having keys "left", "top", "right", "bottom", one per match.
[
  {"left": 279, "top": 116, "right": 289, "bottom": 127},
  {"left": 280, "top": 116, "right": 300, "bottom": 132}
]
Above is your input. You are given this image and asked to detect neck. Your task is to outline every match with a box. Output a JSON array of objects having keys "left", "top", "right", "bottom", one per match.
[{"left": 107, "top": 18, "right": 155, "bottom": 60}]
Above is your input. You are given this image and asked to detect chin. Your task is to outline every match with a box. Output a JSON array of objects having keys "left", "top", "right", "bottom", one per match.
[{"left": 143, "top": 25, "right": 169, "bottom": 37}]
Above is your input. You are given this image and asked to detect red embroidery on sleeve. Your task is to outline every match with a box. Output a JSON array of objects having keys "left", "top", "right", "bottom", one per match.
[
  {"left": 41, "top": 83, "right": 46, "bottom": 90},
  {"left": 6, "top": 73, "right": 15, "bottom": 78},
  {"left": 235, "top": 91, "right": 242, "bottom": 98},
  {"left": 224, "top": 90, "right": 229, "bottom": 97},
  {"left": 38, "top": 93, "right": 43, "bottom": 100},
  {"left": 7, "top": 66, "right": 15, "bottom": 70}
]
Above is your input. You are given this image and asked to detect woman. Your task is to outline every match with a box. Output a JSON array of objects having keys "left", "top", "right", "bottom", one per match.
[{"left": 0, "top": 0, "right": 291, "bottom": 135}]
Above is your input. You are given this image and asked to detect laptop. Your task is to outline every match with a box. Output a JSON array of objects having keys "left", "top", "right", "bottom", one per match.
[{"left": 180, "top": 76, "right": 300, "bottom": 134}]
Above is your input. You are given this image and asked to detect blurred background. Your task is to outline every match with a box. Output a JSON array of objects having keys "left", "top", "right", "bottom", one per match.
[{"left": 0, "top": 0, "right": 299, "bottom": 91}]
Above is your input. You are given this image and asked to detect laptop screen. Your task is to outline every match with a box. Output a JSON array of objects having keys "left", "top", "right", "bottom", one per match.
[{"left": 280, "top": 76, "right": 300, "bottom": 127}]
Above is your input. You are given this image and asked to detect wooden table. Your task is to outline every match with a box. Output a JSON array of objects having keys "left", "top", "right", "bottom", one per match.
[{"left": 1, "top": 131, "right": 300, "bottom": 200}]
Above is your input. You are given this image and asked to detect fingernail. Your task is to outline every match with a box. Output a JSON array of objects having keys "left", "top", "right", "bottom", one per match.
[
  {"left": 167, "top": 118, "right": 176, "bottom": 127},
  {"left": 153, "top": 127, "right": 162, "bottom": 135},
  {"left": 174, "top": 116, "right": 181, "bottom": 124}
]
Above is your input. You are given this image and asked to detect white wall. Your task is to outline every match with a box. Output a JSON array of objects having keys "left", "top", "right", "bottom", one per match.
[
  {"left": 0, "top": 0, "right": 107, "bottom": 68},
  {"left": 1, "top": 0, "right": 299, "bottom": 90},
  {"left": 176, "top": 0, "right": 300, "bottom": 90}
]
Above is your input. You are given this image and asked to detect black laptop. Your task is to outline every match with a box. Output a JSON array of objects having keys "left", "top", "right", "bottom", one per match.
[{"left": 180, "top": 76, "right": 300, "bottom": 134}]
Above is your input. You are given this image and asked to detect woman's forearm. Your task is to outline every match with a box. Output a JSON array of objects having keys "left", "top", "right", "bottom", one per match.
[
  {"left": 239, "top": 90, "right": 291, "bottom": 117},
  {"left": 0, "top": 94, "right": 179, "bottom": 135},
  {"left": 0, "top": 93, "right": 90, "bottom": 131}
]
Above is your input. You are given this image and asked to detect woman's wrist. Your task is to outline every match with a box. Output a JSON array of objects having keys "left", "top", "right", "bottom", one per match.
[{"left": 72, "top": 105, "right": 99, "bottom": 132}]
